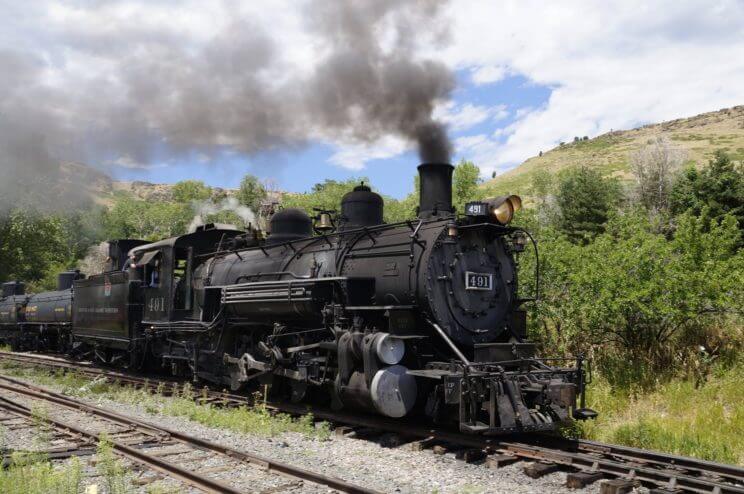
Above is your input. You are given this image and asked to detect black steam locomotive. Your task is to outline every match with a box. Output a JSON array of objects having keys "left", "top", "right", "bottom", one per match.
[{"left": 0, "top": 163, "right": 596, "bottom": 434}]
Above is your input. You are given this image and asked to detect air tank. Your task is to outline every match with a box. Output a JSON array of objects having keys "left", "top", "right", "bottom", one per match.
[
  {"left": 339, "top": 183, "right": 384, "bottom": 231},
  {"left": 266, "top": 208, "right": 312, "bottom": 245}
]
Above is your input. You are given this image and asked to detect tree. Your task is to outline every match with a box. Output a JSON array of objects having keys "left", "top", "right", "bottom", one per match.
[
  {"left": 384, "top": 193, "right": 418, "bottom": 223},
  {"left": 102, "top": 196, "right": 191, "bottom": 240},
  {"left": 0, "top": 210, "right": 70, "bottom": 283},
  {"left": 630, "top": 137, "right": 686, "bottom": 213},
  {"left": 555, "top": 167, "right": 621, "bottom": 243},
  {"left": 529, "top": 169, "right": 556, "bottom": 231},
  {"left": 171, "top": 180, "right": 212, "bottom": 203},
  {"left": 452, "top": 160, "right": 481, "bottom": 212},
  {"left": 282, "top": 178, "right": 368, "bottom": 215},
  {"left": 670, "top": 150, "right": 744, "bottom": 233},
  {"left": 236, "top": 174, "right": 268, "bottom": 211}
]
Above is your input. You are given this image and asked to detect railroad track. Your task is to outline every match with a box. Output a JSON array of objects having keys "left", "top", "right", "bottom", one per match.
[
  {"left": 0, "top": 369, "right": 377, "bottom": 494},
  {"left": 2, "top": 350, "right": 743, "bottom": 494}
]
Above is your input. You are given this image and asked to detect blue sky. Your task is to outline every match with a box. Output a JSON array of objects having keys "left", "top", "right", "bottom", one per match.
[{"left": 4, "top": 1, "right": 744, "bottom": 200}]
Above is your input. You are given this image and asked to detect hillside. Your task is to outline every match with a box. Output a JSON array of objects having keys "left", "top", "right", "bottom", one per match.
[
  {"left": 482, "top": 105, "right": 744, "bottom": 196},
  {"left": 60, "top": 163, "right": 245, "bottom": 206},
  {"left": 57, "top": 164, "right": 286, "bottom": 216}
]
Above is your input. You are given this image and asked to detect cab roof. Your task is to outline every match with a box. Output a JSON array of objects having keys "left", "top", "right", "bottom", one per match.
[{"left": 128, "top": 224, "right": 244, "bottom": 258}]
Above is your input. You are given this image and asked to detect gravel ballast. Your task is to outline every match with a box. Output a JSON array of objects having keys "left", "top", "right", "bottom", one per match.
[{"left": 0, "top": 373, "right": 646, "bottom": 493}]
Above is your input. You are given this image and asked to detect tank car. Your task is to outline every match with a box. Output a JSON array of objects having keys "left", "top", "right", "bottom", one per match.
[
  {"left": 21, "top": 271, "right": 85, "bottom": 352},
  {"left": 79, "top": 162, "right": 597, "bottom": 435},
  {"left": 0, "top": 281, "right": 27, "bottom": 348}
]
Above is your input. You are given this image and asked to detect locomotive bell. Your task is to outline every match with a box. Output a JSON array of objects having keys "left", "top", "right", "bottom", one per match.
[{"left": 314, "top": 211, "right": 335, "bottom": 233}]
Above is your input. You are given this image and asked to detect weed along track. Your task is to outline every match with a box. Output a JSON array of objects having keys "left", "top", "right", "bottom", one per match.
[
  {"left": 2, "top": 352, "right": 744, "bottom": 493},
  {"left": 0, "top": 371, "right": 378, "bottom": 494}
]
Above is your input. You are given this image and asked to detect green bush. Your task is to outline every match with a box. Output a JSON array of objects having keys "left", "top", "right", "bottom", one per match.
[{"left": 521, "top": 209, "right": 742, "bottom": 387}]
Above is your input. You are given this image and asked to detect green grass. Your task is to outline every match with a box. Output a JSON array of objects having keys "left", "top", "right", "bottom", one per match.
[
  {"left": 671, "top": 133, "right": 707, "bottom": 141},
  {"left": 0, "top": 362, "right": 330, "bottom": 440},
  {"left": 577, "top": 360, "right": 744, "bottom": 465},
  {"left": 0, "top": 451, "right": 84, "bottom": 494},
  {"left": 96, "top": 434, "right": 132, "bottom": 494},
  {"left": 0, "top": 390, "right": 86, "bottom": 494}
]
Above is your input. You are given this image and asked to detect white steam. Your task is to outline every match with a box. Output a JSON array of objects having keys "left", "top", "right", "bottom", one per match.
[
  {"left": 78, "top": 241, "right": 110, "bottom": 276},
  {"left": 189, "top": 197, "right": 256, "bottom": 232}
]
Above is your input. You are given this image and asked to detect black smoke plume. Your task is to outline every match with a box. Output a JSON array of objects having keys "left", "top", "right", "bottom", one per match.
[
  {"left": 303, "top": 0, "right": 454, "bottom": 163},
  {"left": 0, "top": 0, "right": 454, "bottom": 212}
]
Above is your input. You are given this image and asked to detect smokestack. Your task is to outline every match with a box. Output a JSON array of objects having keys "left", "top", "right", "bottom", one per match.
[{"left": 417, "top": 163, "right": 454, "bottom": 219}]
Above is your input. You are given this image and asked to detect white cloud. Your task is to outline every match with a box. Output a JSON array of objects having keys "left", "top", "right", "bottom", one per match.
[
  {"left": 326, "top": 135, "right": 410, "bottom": 171},
  {"left": 107, "top": 155, "right": 148, "bottom": 169},
  {"left": 106, "top": 155, "right": 171, "bottom": 170},
  {"left": 435, "top": 0, "right": 744, "bottom": 176},
  {"left": 454, "top": 134, "right": 509, "bottom": 173},
  {"left": 470, "top": 65, "right": 508, "bottom": 85},
  {"left": 433, "top": 102, "right": 509, "bottom": 132}
]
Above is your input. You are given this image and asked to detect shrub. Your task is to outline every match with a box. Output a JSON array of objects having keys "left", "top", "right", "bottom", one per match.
[
  {"left": 555, "top": 167, "right": 622, "bottom": 243},
  {"left": 523, "top": 210, "right": 743, "bottom": 387}
]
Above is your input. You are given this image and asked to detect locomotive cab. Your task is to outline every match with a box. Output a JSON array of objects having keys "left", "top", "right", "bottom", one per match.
[{"left": 127, "top": 224, "right": 244, "bottom": 322}]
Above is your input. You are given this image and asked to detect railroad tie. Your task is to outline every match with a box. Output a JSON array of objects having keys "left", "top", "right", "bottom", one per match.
[
  {"left": 565, "top": 471, "right": 604, "bottom": 489},
  {"left": 599, "top": 479, "right": 635, "bottom": 494},
  {"left": 408, "top": 435, "right": 437, "bottom": 451},
  {"left": 486, "top": 454, "right": 519, "bottom": 469},
  {"left": 195, "top": 465, "right": 235, "bottom": 475},
  {"left": 147, "top": 446, "right": 196, "bottom": 458},
  {"left": 523, "top": 462, "right": 560, "bottom": 478},
  {"left": 455, "top": 449, "right": 487, "bottom": 463},
  {"left": 432, "top": 444, "right": 449, "bottom": 455},
  {"left": 333, "top": 425, "right": 354, "bottom": 437}
]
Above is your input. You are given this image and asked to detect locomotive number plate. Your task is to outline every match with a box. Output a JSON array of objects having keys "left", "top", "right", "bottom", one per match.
[
  {"left": 465, "top": 201, "right": 489, "bottom": 216},
  {"left": 465, "top": 272, "right": 493, "bottom": 290}
]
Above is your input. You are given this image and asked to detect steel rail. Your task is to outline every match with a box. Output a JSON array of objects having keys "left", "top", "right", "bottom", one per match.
[
  {"left": 0, "top": 394, "right": 244, "bottom": 494},
  {"left": 2, "top": 350, "right": 743, "bottom": 493},
  {"left": 0, "top": 373, "right": 379, "bottom": 494}
]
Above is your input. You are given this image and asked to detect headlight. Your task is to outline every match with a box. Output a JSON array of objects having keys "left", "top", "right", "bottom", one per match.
[
  {"left": 492, "top": 200, "right": 514, "bottom": 224},
  {"left": 487, "top": 195, "right": 522, "bottom": 225}
]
